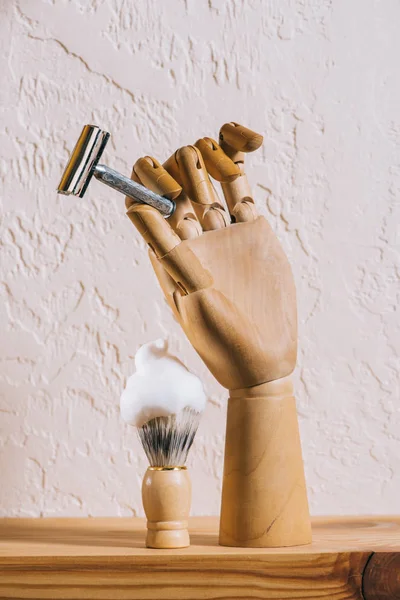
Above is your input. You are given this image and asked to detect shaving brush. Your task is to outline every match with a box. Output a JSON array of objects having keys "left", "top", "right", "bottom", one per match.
[
  {"left": 140, "top": 408, "right": 201, "bottom": 548},
  {"left": 120, "top": 339, "right": 206, "bottom": 549}
]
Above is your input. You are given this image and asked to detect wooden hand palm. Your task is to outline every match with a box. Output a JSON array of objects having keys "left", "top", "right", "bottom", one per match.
[{"left": 151, "top": 216, "right": 297, "bottom": 391}]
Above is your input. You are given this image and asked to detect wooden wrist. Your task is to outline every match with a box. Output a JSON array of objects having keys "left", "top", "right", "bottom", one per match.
[
  {"left": 230, "top": 374, "right": 295, "bottom": 400},
  {"left": 219, "top": 375, "right": 311, "bottom": 548}
]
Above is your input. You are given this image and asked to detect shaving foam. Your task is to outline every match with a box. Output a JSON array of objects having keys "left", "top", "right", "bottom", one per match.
[{"left": 120, "top": 339, "right": 207, "bottom": 428}]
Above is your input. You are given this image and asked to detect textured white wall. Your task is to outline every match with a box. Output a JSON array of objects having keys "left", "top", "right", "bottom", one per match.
[{"left": 0, "top": 0, "right": 399, "bottom": 518}]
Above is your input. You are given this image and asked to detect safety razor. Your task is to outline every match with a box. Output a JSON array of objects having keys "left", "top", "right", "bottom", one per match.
[{"left": 57, "top": 125, "right": 175, "bottom": 217}]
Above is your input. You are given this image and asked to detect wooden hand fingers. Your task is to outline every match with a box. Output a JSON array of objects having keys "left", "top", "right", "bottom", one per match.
[
  {"left": 162, "top": 151, "right": 203, "bottom": 240},
  {"left": 125, "top": 122, "right": 263, "bottom": 294},
  {"left": 195, "top": 123, "right": 263, "bottom": 223},
  {"left": 194, "top": 134, "right": 255, "bottom": 222},
  {"left": 194, "top": 137, "right": 240, "bottom": 183},
  {"left": 133, "top": 156, "right": 182, "bottom": 200},
  {"left": 126, "top": 202, "right": 180, "bottom": 258},
  {"left": 126, "top": 166, "right": 212, "bottom": 297},
  {"left": 134, "top": 154, "right": 202, "bottom": 241},
  {"left": 219, "top": 122, "right": 263, "bottom": 167},
  {"left": 171, "top": 145, "right": 230, "bottom": 231},
  {"left": 127, "top": 201, "right": 212, "bottom": 296}
]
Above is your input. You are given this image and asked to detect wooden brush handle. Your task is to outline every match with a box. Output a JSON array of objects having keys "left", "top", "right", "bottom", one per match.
[
  {"left": 219, "top": 376, "right": 312, "bottom": 548},
  {"left": 142, "top": 467, "right": 191, "bottom": 549}
]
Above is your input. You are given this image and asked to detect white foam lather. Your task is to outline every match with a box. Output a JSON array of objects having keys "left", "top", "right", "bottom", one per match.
[{"left": 120, "top": 339, "right": 207, "bottom": 428}]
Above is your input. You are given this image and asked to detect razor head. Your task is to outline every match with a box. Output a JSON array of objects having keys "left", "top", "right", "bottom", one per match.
[{"left": 57, "top": 125, "right": 110, "bottom": 198}]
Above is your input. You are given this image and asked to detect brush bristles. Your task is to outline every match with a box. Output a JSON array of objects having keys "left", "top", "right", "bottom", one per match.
[{"left": 138, "top": 407, "right": 202, "bottom": 467}]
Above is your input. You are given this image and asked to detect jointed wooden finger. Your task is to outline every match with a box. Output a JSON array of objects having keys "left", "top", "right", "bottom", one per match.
[
  {"left": 163, "top": 151, "right": 181, "bottom": 184},
  {"left": 125, "top": 165, "right": 180, "bottom": 255},
  {"left": 175, "top": 145, "right": 230, "bottom": 231},
  {"left": 221, "top": 173, "right": 258, "bottom": 223},
  {"left": 163, "top": 151, "right": 203, "bottom": 241},
  {"left": 219, "top": 122, "right": 263, "bottom": 167},
  {"left": 194, "top": 134, "right": 257, "bottom": 222},
  {"left": 126, "top": 203, "right": 180, "bottom": 258},
  {"left": 148, "top": 250, "right": 180, "bottom": 318},
  {"left": 126, "top": 203, "right": 212, "bottom": 295},
  {"left": 133, "top": 156, "right": 182, "bottom": 200},
  {"left": 169, "top": 191, "right": 203, "bottom": 240},
  {"left": 194, "top": 136, "right": 255, "bottom": 221},
  {"left": 130, "top": 156, "right": 201, "bottom": 241},
  {"left": 194, "top": 138, "right": 240, "bottom": 183},
  {"left": 211, "top": 123, "right": 264, "bottom": 223}
]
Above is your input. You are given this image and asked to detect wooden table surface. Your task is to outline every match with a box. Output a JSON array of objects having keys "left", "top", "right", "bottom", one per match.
[{"left": 0, "top": 516, "right": 399, "bottom": 599}]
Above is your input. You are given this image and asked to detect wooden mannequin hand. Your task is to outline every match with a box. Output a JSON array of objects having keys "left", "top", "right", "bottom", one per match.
[
  {"left": 126, "top": 124, "right": 297, "bottom": 391},
  {"left": 126, "top": 123, "right": 311, "bottom": 548}
]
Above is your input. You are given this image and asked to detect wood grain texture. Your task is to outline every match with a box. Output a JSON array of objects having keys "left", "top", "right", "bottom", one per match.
[
  {"left": 0, "top": 517, "right": 399, "bottom": 599},
  {"left": 220, "top": 378, "right": 311, "bottom": 547},
  {"left": 363, "top": 552, "right": 400, "bottom": 599}
]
